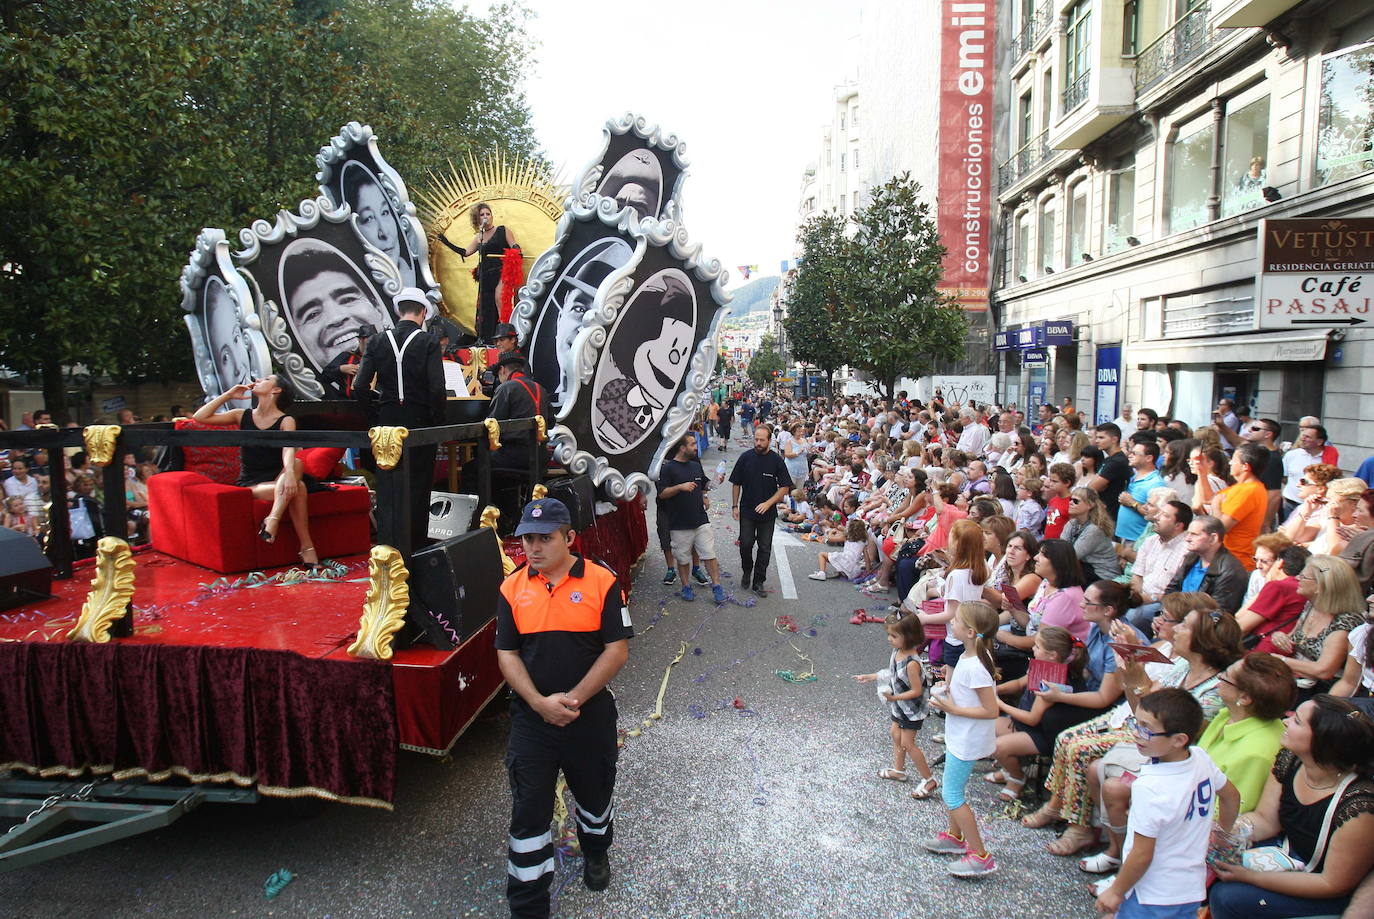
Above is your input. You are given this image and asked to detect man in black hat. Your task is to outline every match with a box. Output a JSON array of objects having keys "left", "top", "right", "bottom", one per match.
[
  {"left": 320, "top": 323, "right": 375, "bottom": 400},
  {"left": 479, "top": 322, "right": 522, "bottom": 397},
  {"left": 488, "top": 353, "right": 550, "bottom": 471},
  {"left": 496, "top": 497, "right": 632, "bottom": 918},
  {"left": 354, "top": 288, "right": 446, "bottom": 548}
]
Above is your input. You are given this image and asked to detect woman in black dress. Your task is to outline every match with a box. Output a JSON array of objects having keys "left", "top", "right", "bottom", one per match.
[
  {"left": 192, "top": 375, "right": 318, "bottom": 566},
  {"left": 439, "top": 201, "right": 520, "bottom": 343}
]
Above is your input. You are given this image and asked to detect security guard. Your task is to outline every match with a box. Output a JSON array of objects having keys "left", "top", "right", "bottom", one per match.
[
  {"left": 495, "top": 497, "right": 632, "bottom": 919},
  {"left": 354, "top": 287, "right": 446, "bottom": 548}
]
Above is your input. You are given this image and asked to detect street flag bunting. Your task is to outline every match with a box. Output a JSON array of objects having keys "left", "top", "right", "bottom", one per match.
[{"left": 736, "top": 264, "right": 758, "bottom": 279}]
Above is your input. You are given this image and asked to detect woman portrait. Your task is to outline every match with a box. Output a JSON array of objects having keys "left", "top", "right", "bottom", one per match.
[
  {"left": 202, "top": 277, "right": 255, "bottom": 409},
  {"left": 341, "top": 162, "right": 415, "bottom": 290}
]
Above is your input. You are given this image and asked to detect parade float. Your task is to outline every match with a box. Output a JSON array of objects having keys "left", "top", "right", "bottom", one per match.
[{"left": 0, "top": 114, "right": 729, "bottom": 869}]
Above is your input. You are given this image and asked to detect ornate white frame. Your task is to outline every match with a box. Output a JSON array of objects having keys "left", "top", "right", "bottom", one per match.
[
  {"left": 316, "top": 121, "right": 441, "bottom": 306},
  {"left": 178, "top": 228, "right": 272, "bottom": 405}
]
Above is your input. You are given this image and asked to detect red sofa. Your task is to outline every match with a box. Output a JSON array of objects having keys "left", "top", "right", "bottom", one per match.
[{"left": 147, "top": 419, "right": 370, "bottom": 573}]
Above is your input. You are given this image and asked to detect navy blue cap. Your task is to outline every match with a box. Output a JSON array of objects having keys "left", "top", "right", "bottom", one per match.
[{"left": 514, "top": 497, "right": 572, "bottom": 536}]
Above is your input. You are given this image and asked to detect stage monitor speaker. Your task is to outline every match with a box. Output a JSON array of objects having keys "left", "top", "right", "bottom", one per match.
[
  {"left": 406, "top": 526, "right": 504, "bottom": 651},
  {"left": 0, "top": 528, "right": 53, "bottom": 611},
  {"left": 544, "top": 474, "right": 595, "bottom": 532},
  {"left": 428, "top": 491, "right": 479, "bottom": 541}
]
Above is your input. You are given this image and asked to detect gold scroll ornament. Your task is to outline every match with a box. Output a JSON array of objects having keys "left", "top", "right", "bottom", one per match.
[
  {"left": 68, "top": 537, "right": 136, "bottom": 643},
  {"left": 535, "top": 415, "right": 547, "bottom": 442},
  {"left": 348, "top": 545, "right": 411, "bottom": 661},
  {"left": 82, "top": 425, "right": 122, "bottom": 466},
  {"left": 483, "top": 418, "right": 501, "bottom": 451},
  {"left": 368, "top": 426, "right": 409, "bottom": 470},
  {"left": 479, "top": 506, "right": 517, "bottom": 576}
]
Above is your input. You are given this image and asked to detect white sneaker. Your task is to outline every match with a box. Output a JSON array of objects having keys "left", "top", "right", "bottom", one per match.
[{"left": 807, "top": 571, "right": 829, "bottom": 581}]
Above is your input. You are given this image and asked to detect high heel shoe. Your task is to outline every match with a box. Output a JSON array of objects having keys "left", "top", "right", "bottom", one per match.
[
  {"left": 259, "top": 515, "right": 280, "bottom": 544},
  {"left": 299, "top": 545, "right": 319, "bottom": 567}
]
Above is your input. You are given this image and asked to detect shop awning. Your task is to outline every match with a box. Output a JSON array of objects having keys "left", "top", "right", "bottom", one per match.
[{"left": 1128, "top": 329, "right": 1330, "bottom": 366}]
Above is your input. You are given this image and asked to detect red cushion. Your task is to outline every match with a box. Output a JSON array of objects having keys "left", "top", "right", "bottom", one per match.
[
  {"left": 174, "top": 418, "right": 240, "bottom": 485},
  {"left": 299, "top": 447, "right": 345, "bottom": 480}
]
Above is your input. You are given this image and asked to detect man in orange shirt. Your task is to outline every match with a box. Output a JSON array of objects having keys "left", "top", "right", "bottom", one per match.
[{"left": 1217, "top": 443, "right": 1269, "bottom": 572}]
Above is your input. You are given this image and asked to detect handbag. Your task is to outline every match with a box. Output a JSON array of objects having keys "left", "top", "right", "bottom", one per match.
[
  {"left": 895, "top": 538, "right": 925, "bottom": 561},
  {"left": 1240, "top": 771, "right": 1355, "bottom": 872}
]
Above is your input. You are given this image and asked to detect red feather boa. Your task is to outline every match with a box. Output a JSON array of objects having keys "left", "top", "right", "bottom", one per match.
[{"left": 498, "top": 248, "right": 523, "bottom": 323}]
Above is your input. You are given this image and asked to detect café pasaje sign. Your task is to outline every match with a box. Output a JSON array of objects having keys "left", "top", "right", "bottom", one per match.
[{"left": 1256, "top": 217, "right": 1374, "bottom": 330}]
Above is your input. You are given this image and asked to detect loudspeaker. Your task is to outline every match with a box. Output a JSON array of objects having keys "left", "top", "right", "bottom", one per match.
[
  {"left": 405, "top": 526, "right": 505, "bottom": 650},
  {"left": 544, "top": 474, "right": 595, "bottom": 532},
  {"left": 428, "top": 491, "right": 479, "bottom": 541},
  {"left": 0, "top": 528, "right": 53, "bottom": 611}
]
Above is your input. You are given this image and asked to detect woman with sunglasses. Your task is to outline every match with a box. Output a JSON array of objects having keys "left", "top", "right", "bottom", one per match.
[
  {"left": 1272, "top": 556, "right": 1365, "bottom": 699},
  {"left": 1210, "top": 696, "right": 1374, "bottom": 919},
  {"left": 1279, "top": 463, "right": 1341, "bottom": 546},
  {"left": 1315, "top": 477, "right": 1367, "bottom": 557},
  {"left": 1064, "top": 487, "right": 1123, "bottom": 583}
]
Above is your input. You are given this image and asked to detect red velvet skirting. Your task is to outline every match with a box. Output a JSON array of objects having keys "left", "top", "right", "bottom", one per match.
[{"left": 0, "top": 643, "right": 397, "bottom": 808}]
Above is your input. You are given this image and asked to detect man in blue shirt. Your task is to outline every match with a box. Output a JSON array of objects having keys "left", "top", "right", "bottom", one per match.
[{"left": 1115, "top": 440, "right": 1164, "bottom": 543}]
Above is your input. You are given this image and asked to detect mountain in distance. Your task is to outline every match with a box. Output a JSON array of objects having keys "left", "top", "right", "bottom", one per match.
[{"left": 723, "top": 275, "right": 779, "bottom": 320}]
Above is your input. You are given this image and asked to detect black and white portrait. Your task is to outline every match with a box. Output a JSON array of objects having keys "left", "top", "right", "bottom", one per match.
[
  {"left": 528, "top": 235, "right": 635, "bottom": 412},
  {"left": 203, "top": 277, "right": 255, "bottom": 408},
  {"left": 340, "top": 161, "right": 416, "bottom": 289},
  {"left": 277, "top": 238, "right": 393, "bottom": 372},
  {"left": 590, "top": 268, "right": 697, "bottom": 454},
  {"left": 596, "top": 150, "right": 664, "bottom": 223}
]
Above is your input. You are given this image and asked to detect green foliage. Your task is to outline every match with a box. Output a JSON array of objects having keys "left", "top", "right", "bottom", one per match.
[
  {"left": 746, "top": 334, "right": 785, "bottom": 388},
  {"left": 783, "top": 174, "right": 970, "bottom": 400},
  {"left": 0, "top": 0, "right": 537, "bottom": 418}
]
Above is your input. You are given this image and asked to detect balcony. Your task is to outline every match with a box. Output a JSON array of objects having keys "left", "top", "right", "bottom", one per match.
[
  {"left": 1010, "top": 4, "right": 1054, "bottom": 64},
  {"left": 1062, "top": 71, "right": 1091, "bottom": 115},
  {"left": 1136, "top": 4, "right": 1218, "bottom": 95},
  {"left": 998, "top": 132, "right": 1053, "bottom": 193},
  {"left": 1210, "top": 0, "right": 1302, "bottom": 27}
]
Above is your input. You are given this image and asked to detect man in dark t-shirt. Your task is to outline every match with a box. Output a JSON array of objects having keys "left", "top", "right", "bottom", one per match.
[
  {"left": 1090, "top": 422, "right": 1131, "bottom": 522},
  {"left": 729, "top": 424, "right": 792, "bottom": 597},
  {"left": 657, "top": 435, "right": 723, "bottom": 603}
]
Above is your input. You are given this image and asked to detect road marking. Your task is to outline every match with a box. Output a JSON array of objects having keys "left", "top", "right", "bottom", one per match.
[{"left": 773, "top": 525, "right": 798, "bottom": 599}]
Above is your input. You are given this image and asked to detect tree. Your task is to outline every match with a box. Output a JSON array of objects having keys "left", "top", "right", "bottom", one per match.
[
  {"left": 844, "top": 174, "right": 970, "bottom": 401},
  {"left": 783, "top": 212, "right": 849, "bottom": 395},
  {"left": 785, "top": 174, "right": 970, "bottom": 402},
  {"left": 745, "top": 335, "right": 784, "bottom": 389},
  {"left": 0, "top": 0, "right": 537, "bottom": 421}
]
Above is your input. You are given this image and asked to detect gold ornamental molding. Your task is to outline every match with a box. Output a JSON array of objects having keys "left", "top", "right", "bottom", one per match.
[
  {"left": 534, "top": 416, "right": 547, "bottom": 443},
  {"left": 368, "top": 426, "right": 409, "bottom": 470},
  {"left": 480, "top": 506, "right": 517, "bottom": 576},
  {"left": 82, "top": 425, "right": 122, "bottom": 466},
  {"left": 68, "top": 538, "right": 136, "bottom": 643},
  {"left": 347, "top": 545, "right": 411, "bottom": 661},
  {"left": 483, "top": 418, "right": 502, "bottom": 451},
  {"left": 531, "top": 483, "right": 549, "bottom": 500}
]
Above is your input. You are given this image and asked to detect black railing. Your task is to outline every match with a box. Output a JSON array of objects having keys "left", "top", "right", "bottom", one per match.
[
  {"left": 1011, "top": 4, "right": 1053, "bottom": 63},
  {"left": 0, "top": 415, "right": 546, "bottom": 579},
  {"left": 1135, "top": 3, "right": 1215, "bottom": 94},
  {"left": 998, "top": 131, "right": 1052, "bottom": 192},
  {"left": 1062, "top": 70, "right": 1091, "bottom": 114}
]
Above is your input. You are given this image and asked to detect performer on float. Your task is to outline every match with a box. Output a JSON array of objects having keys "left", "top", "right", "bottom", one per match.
[
  {"left": 193, "top": 374, "right": 319, "bottom": 567},
  {"left": 439, "top": 201, "right": 521, "bottom": 344}
]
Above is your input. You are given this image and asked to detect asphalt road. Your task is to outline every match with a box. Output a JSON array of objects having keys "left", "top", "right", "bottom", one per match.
[{"left": 1, "top": 434, "right": 1101, "bottom": 919}]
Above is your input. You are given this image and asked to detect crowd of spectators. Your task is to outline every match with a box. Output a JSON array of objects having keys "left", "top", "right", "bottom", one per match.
[
  {"left": 708, "top": 389, "right": 1374, "bottom": 915},
  {"left": 1, "top": 406, "right": 167, "bottom": 556}
]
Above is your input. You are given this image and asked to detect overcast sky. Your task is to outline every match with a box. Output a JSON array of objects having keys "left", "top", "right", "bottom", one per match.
[{"left": 465, "top": 0, "right": 859, "bottom": 290}]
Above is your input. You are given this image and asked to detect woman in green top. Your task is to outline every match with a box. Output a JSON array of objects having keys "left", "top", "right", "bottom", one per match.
[{"left": 1198, "top": 652, "right": 1296, "bottom": 810}]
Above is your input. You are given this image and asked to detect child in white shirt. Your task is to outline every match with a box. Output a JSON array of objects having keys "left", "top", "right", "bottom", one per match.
[{"left": 1098, "top": 688, "right": 1240, "bottom": 919}]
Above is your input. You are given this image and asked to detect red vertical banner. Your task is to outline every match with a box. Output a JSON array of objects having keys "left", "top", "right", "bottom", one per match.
[{"left": 937, "top": 0, "right": 994, "bottom": 312}]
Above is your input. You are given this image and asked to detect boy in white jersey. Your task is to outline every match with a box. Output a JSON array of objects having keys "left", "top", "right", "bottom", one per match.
[{"left": 1097, "top": 688, "right": 1241, "bottom": 919}]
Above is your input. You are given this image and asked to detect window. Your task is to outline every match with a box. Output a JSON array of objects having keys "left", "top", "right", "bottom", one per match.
[
  {"left": 1067, "top": 182, "right": 1089, "bottom": 266},
  {"left": 840, "top": 113, "right": 846, "bottom": 132},
  {"left": 1041, "top": 69, "right": 1054, "bottom": 131},
  {"left": 1038, "top": 201, "right": 1058, "bottom": 275},
  {"left": 840, "top": 153, "right": 846, "bottom": 173},
  {"left": 1316, "top": 42, "right": 1374, "bottom": 187},
  {"left": 1015, "top": 211, "right": 1032, "bottom": 281},
  {"left": 1019, "top": 92, "right": 1034, "bottom": 147},
  {"left": 1221, "top": 95, "right": 1270, "bottom": 217},
  {"left": 852, "top": 106, "right": 860, "bottom": 127},
  {"left": 1122, "top": 0, "right": 1138, "bottom": 56},
  {"left": 853, "top": 191, "right": 859, "bottom": 209},
  {"left": 1104, "top": 155, "right": 1136, "bottom": 253},
  {"left": 1064, "top": 0, "right": 1092, "bottom": 111},
  {"left": 1168, "top": 117, "right": 1215, "bottom": 233},
  {"left": 853, "top": 147, "right": 860, "bottom": 170}
]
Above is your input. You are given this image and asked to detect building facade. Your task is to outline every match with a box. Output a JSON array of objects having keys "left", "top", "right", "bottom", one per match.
[{"left": 990, "top": 0, "right": 1374, "bottom": 459}]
